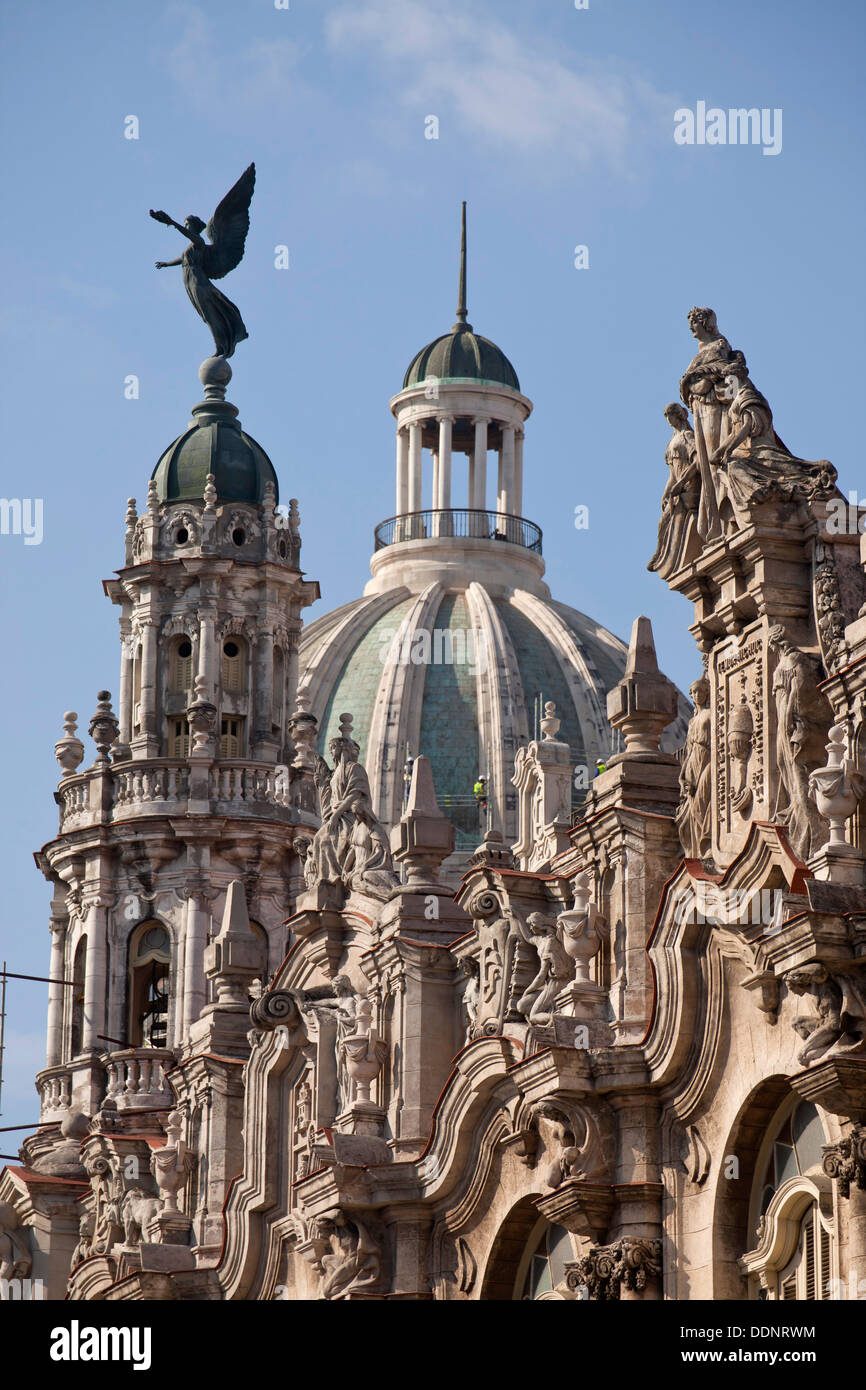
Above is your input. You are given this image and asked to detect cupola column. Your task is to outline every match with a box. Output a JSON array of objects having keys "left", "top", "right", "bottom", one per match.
[
  {"left": 514, "top": 428, "right": 525, "bottom": 518},
  {"left": 138, "top": 618, "right": 160, "bottom": 753},
  {"left": 408, "top": 423, "right": 423, "bottom": 536},
  {"left": 471, "top": 417, "right": 489, "bottom": 529},
  {"left": 395, "top": 426, "right": 409, "bottom": 517},
  {"left": 434, "top": 415, "right": 454, "bottom": 536},
  {"left": 499, "top": 425, "right": 516, "bottom": 521}
]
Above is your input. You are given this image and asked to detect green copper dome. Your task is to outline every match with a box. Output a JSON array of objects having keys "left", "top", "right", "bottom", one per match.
[
  {"left": 403, "top": 327, "right": 520, "bottom": 392},
  {"left": 151, "top": 418, "right": 278, "bottom": 505}
]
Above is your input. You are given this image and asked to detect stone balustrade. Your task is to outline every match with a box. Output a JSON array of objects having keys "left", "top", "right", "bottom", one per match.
[
  {"left": 57, "top": 758, "right": 293, "bottom": 829},
  {"left": 37, "top": 1065, "right": 74, "bottom": 1119},
  {"left": 103, "top": 1047, "right": 176, "bottom": 1111},
  {"left": 210, "top": 762, "right": 292, "bottom": 809},
  {"left": 113, "top": 761, "right": 190, "bottom": 811}
]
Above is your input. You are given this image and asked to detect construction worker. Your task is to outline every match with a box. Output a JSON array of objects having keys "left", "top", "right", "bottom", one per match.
[
  {"left": 473, "top": 775, "right": 488, "bottom": 810},
  {"left": 594, "top": 758, "right": 606, "bottom": 778}
]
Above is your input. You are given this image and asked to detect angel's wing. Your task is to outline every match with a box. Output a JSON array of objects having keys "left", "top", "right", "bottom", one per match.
[{"left": 200, "top": 163, "right": 256, "bottom": 280}]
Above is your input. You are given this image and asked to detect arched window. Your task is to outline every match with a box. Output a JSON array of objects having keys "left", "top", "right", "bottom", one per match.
[
  {"left": 70, "top": 938, "right": 86, "bottom": 1057},
  {"left": 169, "top": 717, "right": 189, "bottom": 758},
  {"left": 220, "top": 716, "right": 243, "bottom": 758},
  {"left": 221, "top": 637, "right": 246, "bottom": 693},
  {"left": 740, "top": 1099, "right": 837, "bottom": 1300},
  {"left": 168, "top": 636, "right": 193, "bottom": 692},
  {"left": 519, "top": 1223, "right": 574, "bottom": 1301},
  {"left": 128, "top": 923, "right": 171, "bottom": 1048}
]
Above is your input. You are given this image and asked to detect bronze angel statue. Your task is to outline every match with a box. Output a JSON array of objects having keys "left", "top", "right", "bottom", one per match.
[{"left": 150, "top": 163, "right": 255, "bottom": 359}]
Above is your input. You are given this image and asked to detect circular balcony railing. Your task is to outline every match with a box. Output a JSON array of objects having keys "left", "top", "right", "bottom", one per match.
[{"left": 374, "top": 508, "right": 542, "bottom": 554}]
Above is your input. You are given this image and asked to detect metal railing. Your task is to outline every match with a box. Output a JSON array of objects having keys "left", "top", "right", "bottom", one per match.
[{"left": 374, "top": 509, "right": 542, "bottom": 554}]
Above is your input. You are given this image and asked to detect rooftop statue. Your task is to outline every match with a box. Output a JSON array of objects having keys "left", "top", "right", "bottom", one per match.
[{"left": 150, "top": 163, "right": 256, "bottom": 359}]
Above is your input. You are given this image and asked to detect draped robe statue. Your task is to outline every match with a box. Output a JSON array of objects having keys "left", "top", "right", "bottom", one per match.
[{"left": 304, "top": 730, "right": 396, "bottom": 898}]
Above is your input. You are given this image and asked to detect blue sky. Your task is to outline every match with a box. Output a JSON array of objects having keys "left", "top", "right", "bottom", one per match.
[{"left": 0, "top": 0, "right": 863, "bottom": 1120}]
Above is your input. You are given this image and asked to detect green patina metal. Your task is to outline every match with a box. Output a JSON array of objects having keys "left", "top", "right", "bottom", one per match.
[
  {"left": 317, "top": 596, "right": 418, "bottom": 765},
  {"left": 151, "top": 419, "right": 278, "bottom": 505},
  {"left": 417, "top": 593, "right": 482, "bottom": 844}
]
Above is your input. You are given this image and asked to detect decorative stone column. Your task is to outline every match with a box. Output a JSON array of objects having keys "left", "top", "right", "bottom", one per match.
[
  {"left": 198, "top": 609, "right": 216, "bottom": 699},
  {"left": 81, "top": 898, "right": 108, "bottom": 1052},
  {"left": 117, "top": 625, "right": 134, "bottom": 754},
  {"left": 182, "top": 888, "right": 211, "bottom": 1036},
  {"left": 46, "top": 917, "right": 67, "bottom": 1067},
  {"left": 138, "top": 618, "right": 159, "bottom": 750},
  {"left": 253, "top": 631, "right": 277, "bottom": 759}
]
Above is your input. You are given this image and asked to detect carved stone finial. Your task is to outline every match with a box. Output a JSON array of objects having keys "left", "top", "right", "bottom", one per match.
[
  {"left": 338, "top": 712, "right": 354, "bottom": 744},
  {"left": 186, "top": 675, "right": 217, "bottom": 753},
  {"left": 203, "top": 472, "right": 217, "bottom": 513},
  {"left": 607, "top": 616, "right": 679, "bottom": 757},
  {"left": 809, "top": 722, "right": 866, "bottom": 854},
  {"left": 88, "top": 691, "right": 119, "bottom": 766},
  {"left": 540, "top": 701, "right": 560, "bottom": 741},
  {"left": 55, "top": 711, "right": 85, "bottom": 779},
  {"left": 146, "top": 480, "right": 159, "bottom": 516},
  {"left": 125, "top": 498, "right": 138, "bottom": 531},
  {"left": 288, "top": 684, "right": 318, "bottom": 772}
]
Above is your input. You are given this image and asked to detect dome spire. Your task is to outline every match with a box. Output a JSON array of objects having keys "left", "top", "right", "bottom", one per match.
[{"left": 453, "top": 201, "right": 472, "bottom": 333}]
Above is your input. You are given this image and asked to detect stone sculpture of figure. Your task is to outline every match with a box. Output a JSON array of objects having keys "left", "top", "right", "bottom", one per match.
[
  {"left": 150, "top": 163, "right": 255, "bottom": 359},
  {"left": 516, "top": 913, "right": 575, "bottom": 1027},
  {"left": 460, "top": 957, "right": 480, "bottom": 1041},
  {"left": 648, "top": 403, "right": 700, "bottom": 578},
  {"left": 304, "top": 716, "right": 396, "bottom": 898},
  {"left": 679, "top": 307, "right": 737, "bottom": 458},
  {"left": 767, "top": 626, "right": 832, "bottom": 860},
  {"left": 679, "top": 306, "right": 739, "bottom": 541},
  {"left": 306, "top": 974, "right": 364, "bottom": 1113},
  {"left": 675, "top": 678, "right": 712, "bottom": 860},
  {"left": 317, "top": 1209, "right": 381, "bottom": 1300},
  {"left": 709, "top": 355, "right": 837, "bottom": 526},
  {"left": 785, "top": 964, "right": 866, "bottom": 1067}
]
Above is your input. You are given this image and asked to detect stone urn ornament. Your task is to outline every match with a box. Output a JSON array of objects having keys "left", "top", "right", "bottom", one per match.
[
  {"left": 809, "top": 723, "right": 866, "bottom": 852},
  {"left": 558, "top": 872, "right": 603, "bottom": 982}
]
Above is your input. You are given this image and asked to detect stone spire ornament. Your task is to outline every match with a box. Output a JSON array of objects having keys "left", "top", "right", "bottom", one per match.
[
  {"left": 607, "top": 616, "right": 679, "bottom": 757},
  {"left": 390, "top": 754, "right": 454, "bottom": 887},
  {"left": 452, "top": 200, "right": 472, "bottom": 333}
]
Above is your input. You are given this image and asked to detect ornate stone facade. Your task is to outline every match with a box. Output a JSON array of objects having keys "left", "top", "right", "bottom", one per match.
[{"left": 2, "top": 297, "right": 866, "bottom": 1305}]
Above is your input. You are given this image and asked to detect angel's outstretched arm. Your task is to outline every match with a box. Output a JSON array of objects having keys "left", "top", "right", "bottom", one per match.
[{"left": 155, "top": 256, "right": 183, "bottom": 269}]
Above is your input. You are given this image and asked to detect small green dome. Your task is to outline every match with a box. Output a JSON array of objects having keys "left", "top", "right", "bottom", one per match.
[
  {"left": 403, "top": 326, "right": 520, "bottom": 392},
  {"left": 151, "top": 418, "right": 278, "bottom": 505}
]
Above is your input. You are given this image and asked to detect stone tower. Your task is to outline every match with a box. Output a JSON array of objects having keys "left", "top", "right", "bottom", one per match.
[{"left": 34, "top": 356, "right": 320, "bottom": 1133}]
